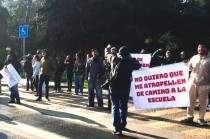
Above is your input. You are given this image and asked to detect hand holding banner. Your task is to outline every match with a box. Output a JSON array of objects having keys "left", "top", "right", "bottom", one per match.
[
  {"left": 131, "top": 54, "right": 151, "bottom": 69},
  {"left": 0, "top": 64, "right": 21, "bottom": 88}
]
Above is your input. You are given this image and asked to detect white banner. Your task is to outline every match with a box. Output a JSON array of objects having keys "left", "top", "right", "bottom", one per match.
[
  {"left": 0, "top": 64, "right": 21, "bottom": 88},
  {"left": 131, "top": 54, "right": 151, "bottom": 69},
  {"left": 131, "top": 62, "right": 190, "bottom": 109}
]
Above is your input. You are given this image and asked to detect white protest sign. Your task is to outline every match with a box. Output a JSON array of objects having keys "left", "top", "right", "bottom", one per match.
[
  {"left": 131, "top": 54, "right": 152, "bottom": 69},
  {"left": 131, "top": 62, "right": 190, "bottom": 109},
  {"left": 0, "top": 64, "right": 21, "bottom": 88}
]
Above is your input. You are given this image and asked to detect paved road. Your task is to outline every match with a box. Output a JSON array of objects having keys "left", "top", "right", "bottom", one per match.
[{"left": 0, "top": 79, "right": 210, "bottom": 139}]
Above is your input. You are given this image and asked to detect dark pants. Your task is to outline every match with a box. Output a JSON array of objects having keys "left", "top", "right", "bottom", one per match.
[
  {"left": 9, "top": 84, "right": 20, "bottom": 102},
  {"left": 109, "top": 87, "right": 129, "bottom": 131},
  {"left": 33, "top": 75, "right": 39, "bottom": 92},
  {"left": 54, "top": 74, "right": 62, "bottom": 91},
  {"left": 107, "top": 89, "right": 111, "bottom": 110},
  {"left": 208, "top": 92, "right": 210, "bottom": 105},
  {"left": 67, "top": 71, "right": 73, "bottom": 91},
  {"left": 26, "top": 74, "right": 33, "bottom": 90},
  {"left": 38, "top": 74, "right": 50, "bottom": 99}
]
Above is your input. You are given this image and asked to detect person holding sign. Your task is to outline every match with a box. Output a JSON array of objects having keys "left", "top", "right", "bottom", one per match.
[
  {"left": 181, "top": 42, "right": 210, "bottom": 126},
  {"left": 4, "top": 50, "right": 21, "bottom": 104},
  {"left": 109, "top": 46, "right": 141, "bottom": 135}
]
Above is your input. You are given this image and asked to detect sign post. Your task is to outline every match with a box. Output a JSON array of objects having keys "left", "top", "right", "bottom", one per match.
[{"left": 19, "top": 25, "right": 29, "bottom": 60}]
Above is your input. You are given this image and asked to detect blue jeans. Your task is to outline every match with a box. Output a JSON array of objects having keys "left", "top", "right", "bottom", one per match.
[
  {"left": 88, "top": 78, "right": 103, "bottom": 107},
  {"left": 110, "top": 87, "right": 130, "bottom": 130},
  {"left": 9, "top": 84, "right": 20, "bottom": 101},
  {"left": 74, "top": 75, "right": 84, "bottom": 94}
]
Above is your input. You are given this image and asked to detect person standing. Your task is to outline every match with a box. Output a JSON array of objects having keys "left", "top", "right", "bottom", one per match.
[
  {"left": 5, "top": 50, "right": 22, "bottom": 104},
  {"left": 32, "top": 55, "right": 40, "bottom": 96},
  {"left": 161, "top": 50, "right": 176, "bottom": 65},
  {"left": 54, "top": 56, "right": 65, "bottom": 92},
  {"left": 109, "top": 46, "right": 141, "bottom": 134},
  {"left": 181, "top": 42, "right": 210, "bottom": 126},
  {"left": 104, "top": 46, "right": 118, "bottom": 111},
  {"left": 85, "top": 49, "right": 106, "bottom": 108},
  {"left": 64, "top": 55, "right": 74, "bottom": 93},
  {"left": 35, "top": 49, "right": 56, "bottom": 101},
  {"left": 178, "top": 51, "right": 188, "bottom": 63},
  {"left": 73, "top": 53, "right": 85, "bottom": 96},
  {"left": 24, "top": 54, "right": 33, "bottom": 91}
]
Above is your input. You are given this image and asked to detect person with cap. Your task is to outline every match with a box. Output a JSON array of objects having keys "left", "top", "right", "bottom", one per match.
[
  {"left": 35, "top": 49, "right": 56, "bottom": 101},
  {"left": 85, "top": 48, "right": 106, "bottom": 108},
  {"left": 181, "top": 42, "right": 210, "bottom": 126},
  {"left": 109, "top": 46, "right": 141, "bottom": 135},
  {"left": 24, "top": 54, "right": 33, "bottom": 91}
]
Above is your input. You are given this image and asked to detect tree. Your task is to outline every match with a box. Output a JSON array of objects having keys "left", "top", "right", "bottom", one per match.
[
  {"left": 5, "top": 0, "right": 46, "bottom": 56},
  {"left": 0, "top": 5, "right": 9, "bottom": 59}
]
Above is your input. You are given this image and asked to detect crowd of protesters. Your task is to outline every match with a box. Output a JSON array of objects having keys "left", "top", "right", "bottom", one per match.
[{"left": 0, "top": 42, "right": 210, "bottom": 134}]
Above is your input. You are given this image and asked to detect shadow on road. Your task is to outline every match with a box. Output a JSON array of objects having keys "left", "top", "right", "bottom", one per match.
[
  {"left": 128, "top": 111, "right": 210, "bottom": 129},
  {"left": 0, "top": 114, "right": 17, "bottom": 125},
  {"left": 0, "top": 132, "right": 8, "bottom": 139},
  {"left": 20, "top": 103, "right": 106, "bottom": 128}
]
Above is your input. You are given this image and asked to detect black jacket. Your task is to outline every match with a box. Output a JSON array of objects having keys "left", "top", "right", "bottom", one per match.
[{"left": 110, "top": 56, "right": 141, "bottom": 90}]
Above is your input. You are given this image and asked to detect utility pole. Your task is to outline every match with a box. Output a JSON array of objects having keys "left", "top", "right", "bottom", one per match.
[{"left": 22, "top": 0, "right": 32, "bottom": 60}]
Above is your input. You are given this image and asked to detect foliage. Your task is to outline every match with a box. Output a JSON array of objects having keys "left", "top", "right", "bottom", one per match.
[
  {"left": 158, "top": 32, "right": 182, "bottom": 50},
  {"left": 1, "top": 0, "right": 210, "bottom": 58},
  {"left": 0, "top": 6, "right": 9, "bottom": 60},
  {"left": 3, "top": 0, "right": 46, "bottom": 58}
]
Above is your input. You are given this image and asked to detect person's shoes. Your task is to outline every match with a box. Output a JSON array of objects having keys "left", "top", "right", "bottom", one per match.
[
  {"left": 35, "top": 98, "right": 42, "bottom": 101},
  {"left": 85, "top": 104, "right": 94, "bottom": 108},
  {"left": 34, "top": 94, "right": 38, "bottom": 96},
  {"left": 26, "top": 89, "right": 29, "bottom": 91},
  {"left": 78, "top": 93, "right": 83, "bottom": 96},
  {"left": 180, "top": 117, "right": 194, "bottom": 123},
  {"left": 8, "top": 100, "right": 15, "bottom": 103},
  {"left": 122, "top": 126, "right": 129, "bottom": 131},
  {"left": 198, "top": 119, "right": 208, "bottom": 126},
  {"left": 98, "top": 106, "right": 104, "bottom": 109},
  {"left": 105, "top": 107, "right": 111, "bottom": 111},
  {"left": 112, "top": 130, "right": 122, "bottom": 135},
  {"left": 16, "top": 101, "right": 21, "bottom": 104},
  {"left": 46, "top": 98, "right": 50, "bottom": 101},
  {"left": 73, "top": 93, "right": 78, "bottom": 96}
]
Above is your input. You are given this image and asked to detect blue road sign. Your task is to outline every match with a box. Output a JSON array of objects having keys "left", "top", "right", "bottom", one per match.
[{"left": 19, "top": 25, "right": 29, "bottom": 38}]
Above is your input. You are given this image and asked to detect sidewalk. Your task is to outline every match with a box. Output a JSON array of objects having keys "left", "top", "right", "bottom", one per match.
[{"left": 1, "top": 79, "right": 210, "bottom": 138}]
